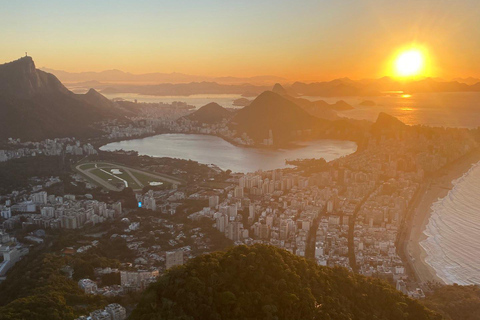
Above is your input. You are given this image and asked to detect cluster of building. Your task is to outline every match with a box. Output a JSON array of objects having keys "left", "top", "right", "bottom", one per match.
[
  {"left": 78, "top": 268, "right": 160, "bottom": 297},
  {"left": 168, "top": 117, "right": 255, "bottom": 146},
  {"left": 189, "top": 125, "right": 478, "bottom": 298},
  {"left": 101, "top": 101, "right": 194, "bottom": 140},
  {"left": 0, "top": 137, "right": 97, "bottom": 162},
  {"left": 1, "top": 191, "right": 122, "bottom": 230},
  {"left": 102, "top": 121, "right": 155, "bottom": 140},
  {"left": 0, "top": 230, "right": 29, "bottom": 280},
  {"left": 75, "top": 303, "right": 126, "bottom": 320}
]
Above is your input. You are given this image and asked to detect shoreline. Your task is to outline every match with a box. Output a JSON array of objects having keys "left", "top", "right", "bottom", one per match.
[{"left": 406, "top": 149, "right": 480, "bottom": 285}]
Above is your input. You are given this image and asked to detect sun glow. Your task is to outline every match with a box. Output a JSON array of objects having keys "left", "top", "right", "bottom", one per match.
[{"left": 394, "top": 49, "right": 425, "bottom": 77}]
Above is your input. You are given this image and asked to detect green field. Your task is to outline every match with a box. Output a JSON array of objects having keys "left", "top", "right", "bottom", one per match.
[
  {"left": 90, "top": 168, "right": 141, "bottom": 189},
  {"left": 77, "top": 161, "right": 179, "bottom": 191},
  {"left": 132, "top": 171, "right": 165, "bottom": 186}
]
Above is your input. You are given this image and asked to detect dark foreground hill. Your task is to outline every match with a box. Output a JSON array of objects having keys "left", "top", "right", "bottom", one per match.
[
  {"left": 130, "top": 245, "right": 439, "bottom": 320},
  {"left": 0, "top": 56, "right": 124, "bottom": 141}
]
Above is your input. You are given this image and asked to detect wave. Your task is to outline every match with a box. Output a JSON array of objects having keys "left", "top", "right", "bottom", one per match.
[{"left": 420, "top": 162, "right": 480, "bottom": 285}]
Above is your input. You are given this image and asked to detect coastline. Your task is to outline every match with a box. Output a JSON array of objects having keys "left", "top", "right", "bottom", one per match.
[{"left": 406, "top": 149, "right": 480, "bottom": 285}]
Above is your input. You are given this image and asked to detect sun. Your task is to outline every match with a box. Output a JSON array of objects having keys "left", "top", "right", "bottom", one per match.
[{"left": 394, "top": 49, "right": 424, "bottom": 77}]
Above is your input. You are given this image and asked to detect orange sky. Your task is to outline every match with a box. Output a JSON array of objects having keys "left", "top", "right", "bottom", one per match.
[{"left": 1, "top": 1, "right": 480, "bottom": 81}]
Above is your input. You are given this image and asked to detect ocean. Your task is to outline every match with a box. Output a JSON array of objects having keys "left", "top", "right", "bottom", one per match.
[
  {"left": 421, "top": 162, "right": 480, "bottom": 285},
  {"left": 96, "top": 91, "right": 480, "bottom": 128}
]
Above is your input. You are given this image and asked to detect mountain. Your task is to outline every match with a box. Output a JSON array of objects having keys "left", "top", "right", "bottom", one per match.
[
  {"left": 453, "top": 77, "right": 480, "bottom": 85},
  {"left": 272, "top": 83, "right": 289, "bottom": 96},
  {"left": 96, "top": 82, "right": 269, "bottom": 97},
  {"left": 285, "top": 77, "right": 480, "bottom": 97},
  {"left": 229, "top": 91, "right": 323, "bottom": 144},
  {"left": 331, "top": 100, "right": 354, "bottom": 111},
  {"left": 290, "top": 79, "right": 381, "bottom": 97},
  {"left": 0, "top": 57, "right": 69, "bottom": 97},
  {"left": 0, "top": 56, "right": 122, "bottom": 141},
  {"left": 371, "top": 112, "right": 408, "bottom": 138},
  {"left": 130, "top": 245, "right": 438, "bottom": 320},
  {"left": 41, "top": 67, "right": 287, "bottom": 85},
  {"left": 184, "top": 102, "right": 233, "bottom": 124},
  {"left": 232, "top": 98, "right": 251, "bottom": 106},
  {"left": 359, "top": 100, "right": 376, "bottom": 106},
  {"left": 269, "top": 84, "right": 344, "bottom": 121},
  {"left": 288, "top": 97, "right": 339, "bottom": 120},
  {"left": 79, "top": 88, "right": 115, "bottom": 109}
]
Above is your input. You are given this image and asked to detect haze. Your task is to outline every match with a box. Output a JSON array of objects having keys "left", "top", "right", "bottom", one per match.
[{"left": 2, "top": 0, "right": 480, "bottom": 80}]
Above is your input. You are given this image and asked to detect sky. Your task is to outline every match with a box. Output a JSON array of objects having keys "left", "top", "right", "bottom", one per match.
[{"left": 1, "top": 0, "right": 480, "bottom": 81}]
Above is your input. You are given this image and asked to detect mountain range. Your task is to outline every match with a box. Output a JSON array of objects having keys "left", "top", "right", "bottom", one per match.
[
  {"left": 58, "top": 73, "right": 480, "bottom": 98},
  {"left": 272, "top": 83, "right": 352, "bottom": 120},
  {"left": 41, "top": 67, "right": 287, "bottom": 86},
  {"left": 0, "top": 57, "right": 125, "bottom": 141},
  {"left": 288, "top": 76, "right": 480, "bottom": 97}
]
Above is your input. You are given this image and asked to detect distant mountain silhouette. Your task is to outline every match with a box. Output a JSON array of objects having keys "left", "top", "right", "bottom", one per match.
[
  {"left": 97, "top": 82, "right": 269, "bottom": 97},
  {"left": 79, "top": 88, "right": 115, "bottom": 109},
  {"left": 41, "top": 67, "right": 287, "bottom": 85},
  {"left": 291, "top": 79, "right": 379, "bottom": 97},
  {"left": 453, "top": 77, "right": 480, "bottom": 85},
  {"left": 286, "top": 76, "right": 480, "bottom": 97},
  {"left": 331, "top": 100, "right": 353, "bottom": 111},
  {"left": 269, "top": 84, "right": 352, "bottom": 120},
  {"left": 371, "top": 112, "right": 407, "bottom": 138},
  {"left": 272, "top": 83, "right": 289, "bottom": 96},
  {"left": 0, "top": 57, "right": 123, "bottom": 141},
  {"left": 359, "top": 100, "right": 376, "bottom": 106},
  {"left": 232, "top": 98, "right": 251, "bottom": 107},
  {"left": 184, "top": 102, "right": 233, "bottom": 124}
]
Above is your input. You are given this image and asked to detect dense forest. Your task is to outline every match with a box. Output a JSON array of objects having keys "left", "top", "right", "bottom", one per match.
[
  {"left": 422, "top": 284, "right": 480, "bottom": 320},
  {"left": 130, "top": 244, "right": 440, "bottom": 320},
  {"left": 0, "top": 248, "right": 120, "bottom": 320}
]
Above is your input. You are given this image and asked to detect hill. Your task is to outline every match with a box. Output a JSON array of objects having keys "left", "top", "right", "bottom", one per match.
[
  {"left": 130, "top": 245, "right": 439, "bottom": 320},
  {"left": 272, "top": 83, "right": 289, "bottom": 96},
  {"left": 371, "top": 112, "right": 408, "bottom": 138},
  {"left": 422, "top": 284, "right": 480, "bottom": 320},
  {"left": 0, "top": 56, "right": 123, "bottom": 141},
  {"left": 269, "top": 84, "right": 352, "bottom": 120},
  {"left": 184, "top": 102, "right": 233, "bottom": 124},
  {"left": 41, "top": 67, "right": 287, "bottom": 85},
  {"left": 229, "top": 91, "right": 323, "bottom": 144},
  {"left": 78, "top": 88, "right": 115, "bottom": 109}
]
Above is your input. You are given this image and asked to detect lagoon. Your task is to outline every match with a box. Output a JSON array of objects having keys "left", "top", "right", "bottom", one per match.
[{"left": 100, "top": 134, "right": 357, "bottom": 173}]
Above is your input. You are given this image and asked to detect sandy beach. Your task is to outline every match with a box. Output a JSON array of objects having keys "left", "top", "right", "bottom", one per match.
[{"left": 405, "top": 149, "right": 480, "bottom": 284}]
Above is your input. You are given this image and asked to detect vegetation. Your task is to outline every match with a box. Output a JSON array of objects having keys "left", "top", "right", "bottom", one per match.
[
  {"left": 130, "top": 244, "right": 439, "bottom": 320},
  {"left": 0, "top": 249, "right": 119, "bottom": 320},
  {"left": 422, "top": 284, "right": 480, "bottom": 320},
  {"left": 0, "top": 155, "right": 70, "bottom": 194}
]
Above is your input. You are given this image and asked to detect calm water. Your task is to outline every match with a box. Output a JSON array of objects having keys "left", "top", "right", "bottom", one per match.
[
  {"left": 303, "top": 92, "right": 480, "bottom": 128},
  {"left": 421, "top": 162, "right": 480, "bottom": 285},
  {"left": 98, "top": 92, "right": 480, "bottom": 127},
  {"left": 100, "top": 134, "right": 357, "bottom": 173},
  {"left": 102, "top": 93, "right": 245, "bottom": 109}
]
